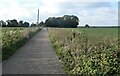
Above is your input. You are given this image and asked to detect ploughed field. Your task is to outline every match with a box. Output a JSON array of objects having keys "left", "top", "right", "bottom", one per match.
[
  {"left": 48, "top": 28, "right": 120, "bottom": 75},
  {"left": 1, "top": 27, "right": 41, "bottom": 61}
]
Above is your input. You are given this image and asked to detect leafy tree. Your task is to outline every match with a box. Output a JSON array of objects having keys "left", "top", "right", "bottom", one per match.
[
  {"left": 10, "top": 19, "right": 18, "bottom": 27},
  {"left": 85, "top": 24, "right": 89, "bottom": 28},
  {"left": 23, "top": 22, "right": 29, "bottom": 27},
  {"left": 45, "top": 17, "right": 54, "bottom": 27},
  {"left": 0, "top": 20, "right": 6, "bottom": 27},
  {"left": 0, "top": 19, "right": 30, "bottom": 27},
  {"left": 31, "top": 23, "right": 36, "bottom": 27},
  {"left": 38, "top": 21, "right": 44, "bottom": 26},
  {"left": 6, "top": 20, "right": 11, "bottom": 26},
  {"left": 18, "top": 20, "right": 24, "bottom": 26},
  {"left": 6, "top": 19, "right": 18, "bottom": 27},
  {"left": 45, "top": 15, "right": 79, "bottom": 28}
]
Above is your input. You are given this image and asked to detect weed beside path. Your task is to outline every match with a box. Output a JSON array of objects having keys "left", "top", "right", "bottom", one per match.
[
  {"left": 2, "top": 27, "right": 41, "bottom": 61},
  {"left": 48, "top": 28, "right": 120, "bottom": 75}
]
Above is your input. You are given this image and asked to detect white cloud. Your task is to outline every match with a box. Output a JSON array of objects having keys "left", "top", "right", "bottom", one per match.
[
  {"left": 40, "top": 7, "right": 58, "bottom": 14},
  {"left": 0, "top": 0, "right": 118, "bottom": 25},
  {"left": 44, "top": 0, "right": 119, "bottom": 2},
  {"left": 0, "top": 0, "right": 31, "bottom": 21},
  {"left": 78, "top": 5, "right": 118, "bottom": 25}
]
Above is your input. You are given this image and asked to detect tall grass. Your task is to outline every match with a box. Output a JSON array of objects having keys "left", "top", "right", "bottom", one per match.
[
  {"left": 48, "top": 28, "right": 120, "bottom": 75},
  {"left": 2, "top": 27, "right": 41, "bottom": 61}
]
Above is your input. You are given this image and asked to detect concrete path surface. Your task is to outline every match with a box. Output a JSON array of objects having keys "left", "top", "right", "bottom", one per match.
[{"left": 2, "top": 28, "right": 66, "bottom": 74}]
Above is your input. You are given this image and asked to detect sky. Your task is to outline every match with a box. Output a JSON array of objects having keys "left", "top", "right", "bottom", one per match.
[{"left": 0, "top": 0, "right": 119, "bottom": 26}]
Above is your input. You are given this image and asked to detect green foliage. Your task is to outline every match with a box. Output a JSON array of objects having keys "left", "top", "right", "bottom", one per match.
[
  {"left": 48, "top": 28, "right": 120, "bottom": 75},
  {"left": 2, "top": 27, "right": 41, "bottom": 60},
  {"left": 45, "top": 15, "right": 79, "bottom": 28},
  {"left": 85, "top": 24, "right": 89, "bottom": 28},
  {"left": 1, "top": 19, "right": 30, "bottom": 27},
  {"left": 0, "top": 20, "right": 6, "bottom": 27},
  {"left": 23, "top": 22, "right": 29, "bottom": 27}
]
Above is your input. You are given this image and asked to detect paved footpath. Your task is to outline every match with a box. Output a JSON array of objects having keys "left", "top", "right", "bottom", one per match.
[{"left": 2, "top": 28, "right": 66, "bottom": 74}]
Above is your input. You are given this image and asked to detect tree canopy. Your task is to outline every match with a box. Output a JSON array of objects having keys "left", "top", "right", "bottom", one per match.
[
  {"left": 45, "top": 15, "right": 79, "bottom": 28},
  {"left": 85, "top": 24, "right": 89, "bottom": 28},
  {"left": 0, "top": 19, "right": 44, "bottom": 27},
  {"left": 0, "top": 19, "right": 30, "bottom": 27}
]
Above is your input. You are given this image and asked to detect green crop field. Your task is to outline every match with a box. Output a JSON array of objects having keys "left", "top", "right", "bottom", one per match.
[
  {"left": 1, "top": 27, "right": 41, "bottom": 61},
  {"left": 48, "top": 28, "right": 120, "bottom": 75}
]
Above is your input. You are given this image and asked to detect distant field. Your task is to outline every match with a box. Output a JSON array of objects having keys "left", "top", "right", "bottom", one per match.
[
  {"left": 1, "top": 27, "right": 41, "bottom": 60},
  {"left": 48, "top": 28, "right": 120, "bottom": 75},
  {"left": 77, "top": 28, "right": 118, "bottom": 37},
  {"left": 76, "top": 28, "right": 118, "bottom": 45}
]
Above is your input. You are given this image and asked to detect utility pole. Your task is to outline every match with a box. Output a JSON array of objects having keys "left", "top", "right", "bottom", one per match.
[{"left": 37, "top": 9, "right": 39, "bottom": 25}]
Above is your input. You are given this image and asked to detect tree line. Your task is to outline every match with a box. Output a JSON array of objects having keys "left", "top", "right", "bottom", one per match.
[
  {"left": 0, "top": 15, "right": 79, "bottom": 28},
  {"left": 0, "top": 19, "right": 43, "bottom": 27},
  {"left": 45, "top": 15, "right": 79, "bottom": 28}
]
